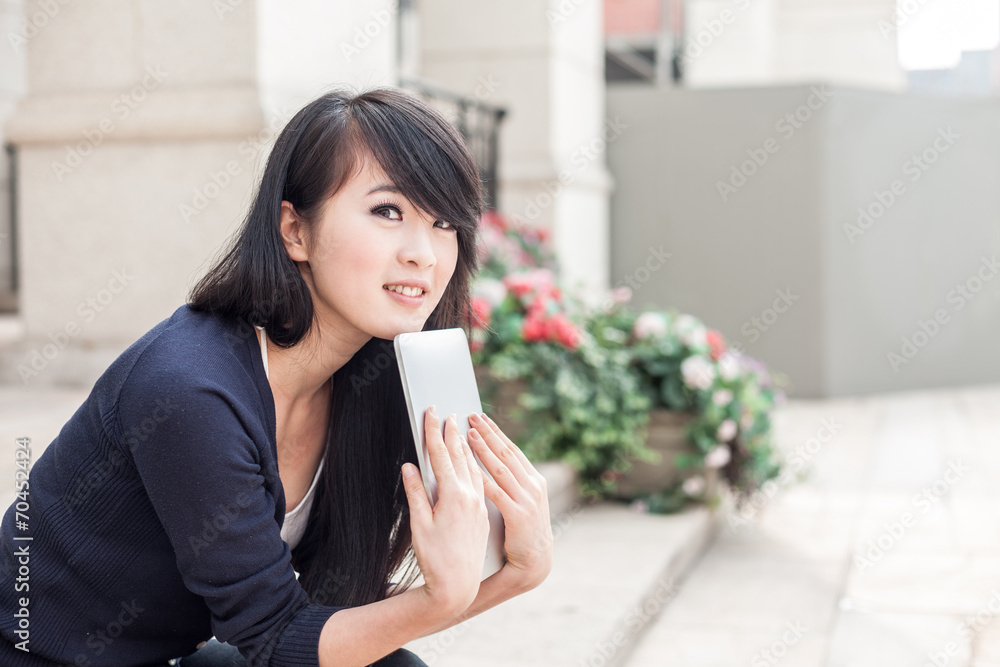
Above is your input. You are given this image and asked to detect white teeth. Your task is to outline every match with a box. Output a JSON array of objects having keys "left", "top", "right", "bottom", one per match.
[{"left": 385, "top": 285, "right": 424, "bottom": 297}]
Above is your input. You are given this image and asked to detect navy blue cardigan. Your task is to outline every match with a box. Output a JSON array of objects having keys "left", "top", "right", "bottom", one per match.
[{"left": 0, "top": 304, "right": 347, "bottom": 666}]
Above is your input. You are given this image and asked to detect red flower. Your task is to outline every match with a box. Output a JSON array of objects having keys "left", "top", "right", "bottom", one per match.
[
  {"left": 546, "top": 314, "right": 581, "bottom": 350},
  {"left": 706, "top": 329, "right": 727, "bottom": 361},
  {"left": 522, "top": 313, "right": 548, "bottom": 342},
  {"left": 470, "top": 297, "right": 492, "bottom": 329},
  {"left": 482, "top": 209, "right": 508, "bottom": 233}
]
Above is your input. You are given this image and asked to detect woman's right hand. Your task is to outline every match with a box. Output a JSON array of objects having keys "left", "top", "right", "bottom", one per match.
[{"left": 400, "top": 405, "right": 490, "bottom": 616}]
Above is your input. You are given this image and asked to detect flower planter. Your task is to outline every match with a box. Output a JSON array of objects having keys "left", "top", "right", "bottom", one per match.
[
  {"left": 474, "top": 365, "right": 528, "bottom": 444},
  {"left": 615, "top": 409, "right": 706, "bottom": 498},
  {"left": 473, "top": 366, "right": 580, "bottom": 515}
]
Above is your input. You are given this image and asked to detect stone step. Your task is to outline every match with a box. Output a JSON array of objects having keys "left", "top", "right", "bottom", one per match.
[{"left": 402, "top": 500, "right": 720, "bottom": 667}]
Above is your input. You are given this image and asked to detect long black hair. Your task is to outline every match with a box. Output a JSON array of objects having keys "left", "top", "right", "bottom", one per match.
[{"left": 187, "top": 87, "right": 485, "bottom": 606}]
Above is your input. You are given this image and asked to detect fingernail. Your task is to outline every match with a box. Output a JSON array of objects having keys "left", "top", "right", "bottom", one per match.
[
  {"left": 429, "top": 405, "right": 437, "bottom": 417},
  {"left": 449, "top": 413, "right": 457, "bottom": 425},
  {"left": 469, "top": 428, "right": 481, "bottom": 440}
]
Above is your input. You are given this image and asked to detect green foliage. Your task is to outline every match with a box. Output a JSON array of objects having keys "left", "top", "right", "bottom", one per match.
[{"left": 470, "top": 210, "right": 788, "bottom": 509}]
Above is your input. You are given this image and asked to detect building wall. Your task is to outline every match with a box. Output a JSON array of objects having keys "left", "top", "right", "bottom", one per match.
[
  {"left": 0, "top": 0, "right": 398, "bottom": 387},
  {"left": 683, "top": 0, "right": 905, "bottom": 90},
  {"left": 607, "top": 82, "right": 1000, "bottom": 397}
]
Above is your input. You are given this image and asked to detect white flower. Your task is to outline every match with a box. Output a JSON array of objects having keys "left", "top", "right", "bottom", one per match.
[
  {"left": 611, "top": 286, "right": 632, "bottom": 304},
  {"left": 717, "top": 353, "right": 740, "bottom": 382},
  {"left": 712, "top": 389, "right": 733, "bottom": 407},
  {"left": 629, "top": 499, "right": 649, "bottom": 514},
  {"left": 472, "top": 278, "right": 508, "bottom": 308},
  {"left": 680, "top": 355, "right": 716, "bottom": 391},
  {"left": 682, "top": 475, "right": 706, "bottom": 496},
  {"left": 716, "top": 419, "right": 738, "bottom": 443},
  {"left": 705, "top": 444, "right": 732, "bottom": 469},
  {"left": 674, "top": 313, "right": 707, "bottom": 348},
  {"left": 632, "top": 312, "right": 669, "bottom": 340}
]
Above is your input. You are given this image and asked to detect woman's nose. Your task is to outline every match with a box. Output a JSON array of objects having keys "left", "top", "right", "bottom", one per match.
[{"left": 398, "top": 222, "right": 438, "bottom": 267}]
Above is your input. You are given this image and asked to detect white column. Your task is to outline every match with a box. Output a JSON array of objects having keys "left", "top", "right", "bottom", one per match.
[
  {"left": 2, "top": 0, "right": 398, "bottom": 386},
  {"left": 418, "top": 0, "right": 612, "bottom": 300}
]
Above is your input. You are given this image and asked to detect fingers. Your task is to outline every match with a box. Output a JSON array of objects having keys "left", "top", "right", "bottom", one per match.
[
  {"left": 468, "top": 413, "right": 530, "bottom": 484},
  {"left": 442, "top": 411, "right": 472, "bottom": 485},
  {"left": 423, "top": 406, "right": 473, "bottom": 492},
  {"left": 400, "top": 462, "right": 431, "bottom": 527},
  {"left": 468, "top": 413, "right": 547, "bottom": 505},
  {"left": 463, "top": 435, "right": 485, "bottom": 496},
  {"left": 423, "top": 405, "right": 457, "bottom": 486},
  {"left": 479, "top": 413, "right": 535, "bottom": 473}
]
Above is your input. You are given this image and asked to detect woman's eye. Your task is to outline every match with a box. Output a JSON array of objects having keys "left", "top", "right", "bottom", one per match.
[
  {"left": 435, "top": 220, "right": 455, "bottom": 230},
  {"left": 374, "top": 205, "right": 402, "bottom": 220}
]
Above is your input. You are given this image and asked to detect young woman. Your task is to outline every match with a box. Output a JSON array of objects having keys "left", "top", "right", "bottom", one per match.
[{"left": 0, "top": 87, "right": 554, "bottom": 667}]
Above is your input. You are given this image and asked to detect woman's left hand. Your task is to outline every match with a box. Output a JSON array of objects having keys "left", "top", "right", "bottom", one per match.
[{"left": 467, "top": 412, "right": 553, "bottom": 590}]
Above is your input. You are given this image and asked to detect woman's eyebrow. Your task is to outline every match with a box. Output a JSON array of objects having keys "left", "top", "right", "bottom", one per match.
[{"left": 366, "top": 183, "right": 402, "bottom": 196}]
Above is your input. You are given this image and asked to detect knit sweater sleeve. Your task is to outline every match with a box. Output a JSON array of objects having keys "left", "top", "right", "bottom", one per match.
[{"left": 115, "top": 361, "right": 346, "bottom": 667}]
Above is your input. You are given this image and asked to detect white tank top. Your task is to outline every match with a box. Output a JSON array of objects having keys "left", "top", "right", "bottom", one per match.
[{"left": 255, "top": 325, "right": 324, "bottom": 550}]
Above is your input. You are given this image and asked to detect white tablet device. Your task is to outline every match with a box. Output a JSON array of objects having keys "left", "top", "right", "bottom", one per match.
[{"left": 394, "top": 328, "right": 507, "bottom": 581}]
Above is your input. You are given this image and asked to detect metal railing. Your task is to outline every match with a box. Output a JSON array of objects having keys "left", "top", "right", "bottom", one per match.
[
  {"left": 398, "top": 76, "right": 507, "bottom": 209},
  {"left": 1, "top": 143, "right": 17, "bottom": 313}
]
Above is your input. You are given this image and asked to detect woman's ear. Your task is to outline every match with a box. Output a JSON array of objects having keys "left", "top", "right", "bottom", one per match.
[{"left": 279, "top": 201, "right": 310, "bottom": 262}]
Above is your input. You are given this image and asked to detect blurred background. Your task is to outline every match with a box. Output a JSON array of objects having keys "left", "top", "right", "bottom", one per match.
[
  {"left": 0, "top": 0, "right": 998, "bottom": 396},
  {"left": 0, "top": 1, "right": 998, "bottom": 665}
]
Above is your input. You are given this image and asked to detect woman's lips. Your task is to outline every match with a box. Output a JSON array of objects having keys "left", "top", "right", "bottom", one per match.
[{"left": 383, "top": 285, "right": 425, "bottom": 307}]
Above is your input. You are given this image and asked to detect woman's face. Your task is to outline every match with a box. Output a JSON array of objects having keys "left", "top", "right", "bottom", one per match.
[{"left": 284, "top": 156, "right": 460, "bottom": 343}]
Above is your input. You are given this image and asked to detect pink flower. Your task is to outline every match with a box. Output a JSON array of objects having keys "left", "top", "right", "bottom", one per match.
[
  {"left": 705, "top": 444, "right": 731, "bottom": 469},
  {"left": 632, "top": 312, "right": 668, "bottom": 340},
  {"left": 482, "top": 209, "right": 508, "bottom": 233},
  {"left": 470, "top": 297, "right": 492, "bottom": 329},
  {"left": 522, "top": 313, "right": 547, "bottom": 342},
  {"left": 716, "top": 419, "right": 738, "bottom": 443},
  {"left": 680, "top": 355, "right": 716, "bottom": 391},
  {"left": 503, "top": 268, "right": 556, "bottom": 299},
  {"left": 682, "top": 476, "right": 706, "bottom": 496},
  {"left": 712, "top": 389, "right": 734, "bottom": 407},
  {"left": 611, "top": 286, "right": 632, "bottom": 304},
  {"left": 546, "top": 314, "right": 581, "bottom": 350},
  {"left": 706, "top": 329, "right": 727, "bottom": 361}
]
